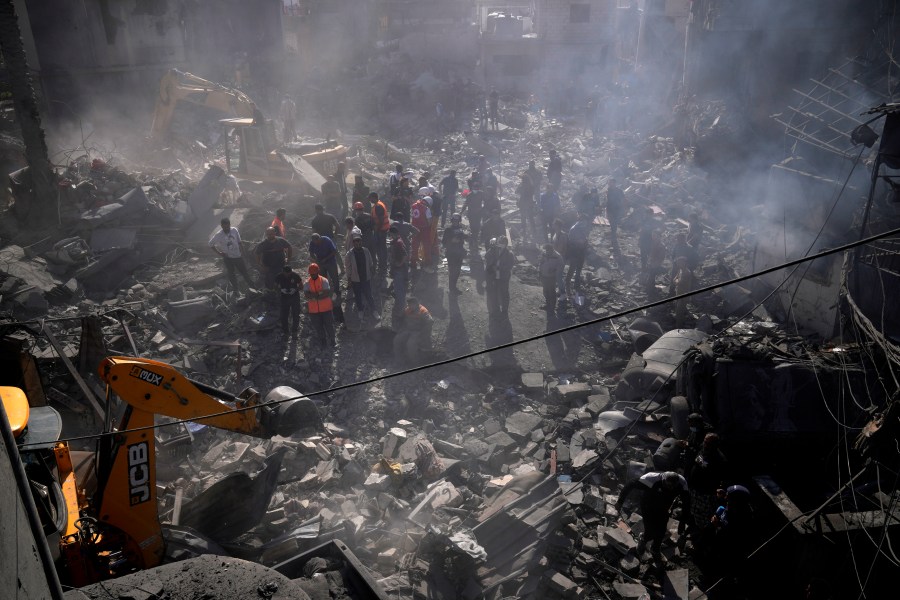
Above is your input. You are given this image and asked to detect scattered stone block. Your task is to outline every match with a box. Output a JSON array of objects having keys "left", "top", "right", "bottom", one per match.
[
  {"left": 382, "top": 427, "right": 407, "bottom": 458},
  {"left": 483, "top": 418, "right": 502, "bottom": 436},
  {"left": 613, "top": 582, "right": 648, "bottom": 599},
  {"left": 664, "top": 568, "right": 690, "bottom": 600},
  {"left": 601, "top": 526, "right": 637, "bottom": 554},
  {"left": 546, "top": 571, "right": 579, "bottom": 597},
  {"left": 484, "top": 430, "right": 517, "bottom": 451},
  {"left": 521, "top": 372, "right": 544, "bottom": 389},
  {"left": 505, "top": 410, "right": 543, "bottom": 438},
  {"left": 555, "top": 382, "right": 591, "bottom": 403}
]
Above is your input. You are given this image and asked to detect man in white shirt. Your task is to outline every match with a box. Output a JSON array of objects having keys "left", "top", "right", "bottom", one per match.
[{"left": 209, "top": 218, "right": 254, "bottom": 292}]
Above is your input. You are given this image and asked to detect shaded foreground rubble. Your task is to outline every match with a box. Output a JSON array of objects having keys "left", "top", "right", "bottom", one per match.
[{"left": 4, "top": 84, "right": 892, "bottom": 600}]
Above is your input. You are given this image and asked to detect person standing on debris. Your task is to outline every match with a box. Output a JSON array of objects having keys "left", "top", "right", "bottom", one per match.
[
  {"left": 551, "top": 218, "right": 569, "bottom": 300},
  {"left": 483, "top": 184, "right": 501, "bottom": 216},
  {"left": 280, "top": 93, "right": 296, "bottom": 142},
  {"left": 254, "top": 227, "right": 293, "bottom": 293},
  {"left": 311, "top": 204, "right": 340, "bottom": 240},
  {"left": 343, "top": 216, "right": 360, "bottom": 253},
  {"left": 308, "top": 234, "right": 341, "bottom": 301},
  {"left": 605, "top": 178, "right": 626, "bottom": 256},
  {"left": 389, "top": 164, "right": 404, "bottom": 198},
  {"left": 275, "top": 264, "right": 302, "bottom": 336},
  {"left": 333, "top": 162, "right": 349, "bottom": 217},
  {"left": 685, "top": 433, "right": 728, "bottom": 547},
  {"left": 390, "top": 213, "right": 419, "bottom": 251},
  {"left": 461, "top": 182, "right": 485, "bottom": 252},
  {"left": 565, "top": 213, "right": 592, "bottom": 290},
  {"left": 547, "top": 149, "right": 562, "bottom": 190},
  {"left": 525, "top": 160, "right": 542, "bottom": 207},
  {"left": 489, "top": 88, "right": 499, "bottom": 130},
  {"left": 615, "top": 471, "right": 690, "bottom": 560},
  {"left": 484, "top": 237, "right": 515, "bottom": 316},
  {"left": 578, "top": 187, "right": 601, "bottom": 218},
  {"left": 481, "top": 207, "right": 507, "bottom": 254},
  {"left": 352, "top": 202, "right": 376, "bottom": 258},
  {"left": 410, "top": 193, "right": 434, "bottom": 271},
  {"left": 393, "top": 297, "right": 433, "bottom": 362},
  {"left": 540, "top": 184, "right": 560, "bottom": 242},
  {"left": 209, "top": 218, "right": 254, "bottom": 292},
  {"left": 391, "top": 185, "right": 412, "bottom": 224},
  {"left": 371, "top": 192, "right": 391, "bottom": 275},
  {"left": 271, "top": 208, "right": 287, "bottom": 238},
  {"left": 539, "top": 243, "right": 565, "bottom": 312},
  {"left": 708, "top": 484, "right": 755, "bottom": 584},
  {"left": 321, "top": 175, "right": 343, "bottom": 220},
  {"left": 516, "top": 171, "right": 537, "bottom": 239},
  {"left": 304, "top": 263, "right": 336, "bottom": 349},
  {"left": 344, "top": 233, "right": 378, "bottom": 319},
  {"left": 352, "top": 175, "right": 370, "bottom": 209},
  {"left": 388, "top": 225, "right": 409, "bottom": 326},
  {"left": 442, "top": 213, "right": 467, "bottom": 294},
  {"left": 484, "top": 168, "right": 502, "bottom": 199},
  {"left": 439, "top": 170, "right": 459, "bottom": 228}
]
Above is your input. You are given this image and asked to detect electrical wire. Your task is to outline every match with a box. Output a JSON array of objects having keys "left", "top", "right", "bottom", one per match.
[{"left": 18, "top": 224, "right": 900, "bottom": 450}]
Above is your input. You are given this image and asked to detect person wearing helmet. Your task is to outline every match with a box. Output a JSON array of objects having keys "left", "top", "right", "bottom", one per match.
[
  {"left": 303, "top": 263, "right": 335, "bottom": 348},
  {"left": 616, "top": 471, "right": 690, "bottom": 561},
  {"left": 442, "top": 212, "right": 468, "bottom": 294},
  {"left": 483, "top": 235, "right": 515, "bottom": 316}
]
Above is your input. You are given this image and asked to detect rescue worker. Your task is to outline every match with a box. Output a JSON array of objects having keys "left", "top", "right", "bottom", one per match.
[
  {"left": 208, "top": 218, "right": 253, "bottom": 293},
  {"left": 321, "top": 175, "right": 343, "bottom": 219},
  {"left": 442, "top": 213, "right": 467, "bottom": 294},
  {"left": 271, "top": 208, "right": 287, "bottom": 238},
  {"left": 371, "top": 192, "right": 391, "bottom": 275},
  {"left": 393, "top": 297, "right": 433, "bottom": 362},
  {"left": 460, "top": 181, "right": 484, "bottom": 253},
  {"left": 547, "top": 149, "right": 562, "bottom": 189},
  {"left": 274, "top": 264, "right": 302, "bottom": 336},
  {"left": 539, "top": 184, "right": 560, "bottom": 242},
  {"left": 439, "top": 169, "right": 459, "bottom": 227},
  {"left": 308, "top": 233, "right": 341, "bottom": 300},
  {"left": 484, "top": 237, "right": 515, "bottom": 316},
  {"left": 410, "top": 193, "right": 434, "bottom": 270},
  {"left": 254, "top": 227, "right": 292, "bottom": 292},
  {"left": 311, "top": 203, "right": 340, "bottom": 240},
  {"left": 344, "top": 233, "right": 378, "bottom": 318},
  {"left": 388, "top": 225, "right": 409, "bottom": 326},
  {"left": 516, "top": 171, "right": 537, "bottom": 239},
  {"left": 565, "top": 213, "right": 592, "bottom": 290},
  {"left": 480, "top": 207, "right": 507, "bottom": 254},
  {"left": 616, "top": 471, "right": 690, "bottom": 560},
  {"left": 304, "top": 263, "right": 335, "bottom": 349},
  {"left": 539, "top": 243, "right": 565, "bottom": 312},
  {"left": 352, "top": 175, "right": 370, "bottom": 209}
]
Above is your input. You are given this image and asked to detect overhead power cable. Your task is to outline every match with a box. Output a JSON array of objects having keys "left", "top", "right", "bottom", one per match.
[{"left": 19, "top": 224, "right": 900, "bottom": 448}]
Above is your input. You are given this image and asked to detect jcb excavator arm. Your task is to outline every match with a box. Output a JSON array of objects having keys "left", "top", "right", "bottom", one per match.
[
  {"left": 150, "top": 69, "right": 259, "bottom": 140},
  {"left": 90, "top": 356, "right": 316, "bottom": 575}
]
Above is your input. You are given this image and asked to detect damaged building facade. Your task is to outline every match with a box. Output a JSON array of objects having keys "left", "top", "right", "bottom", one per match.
[{"left": 1, "top": 1, "right": 899, "bottom": 600}]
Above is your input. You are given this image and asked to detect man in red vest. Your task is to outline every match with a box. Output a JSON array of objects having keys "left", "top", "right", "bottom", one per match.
[{"left": 303, "top": 263, "right": 335, "bottom": 348}]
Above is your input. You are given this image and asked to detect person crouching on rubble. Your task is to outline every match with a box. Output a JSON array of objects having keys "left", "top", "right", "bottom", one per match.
[
  {"left": 393, "top": 297, "right": 433, "bottom": 363},
  {"left": 616, "top": 471, "right": 690, "bottom": 561}
]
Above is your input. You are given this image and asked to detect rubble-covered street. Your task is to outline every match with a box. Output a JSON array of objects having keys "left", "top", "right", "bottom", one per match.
[{"left": 1, "top": 2, "right": 899, "bottom": 600}]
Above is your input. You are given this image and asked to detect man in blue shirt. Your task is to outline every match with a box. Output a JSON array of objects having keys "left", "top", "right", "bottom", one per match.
[{"left": 309, "top": 233, "right": 341, "bottom": 300}]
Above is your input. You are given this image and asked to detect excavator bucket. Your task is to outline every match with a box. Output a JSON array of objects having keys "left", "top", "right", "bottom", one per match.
[
  {"left": 179, "top": 447, "right": 287, "bottom": 542},
  {"left": 261, "top": 386, "right": 323, "bottom": 436}
]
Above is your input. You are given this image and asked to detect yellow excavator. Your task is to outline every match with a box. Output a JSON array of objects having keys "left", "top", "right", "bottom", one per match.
[
  {"left": 149, "top": 69, "right": 260, "bottom": 141},
  {"left": 149, "top": 68, "right": 346, "bottom": 185},
  {"left": 2, "top": 356, "right": 321, "bottom": 587}
]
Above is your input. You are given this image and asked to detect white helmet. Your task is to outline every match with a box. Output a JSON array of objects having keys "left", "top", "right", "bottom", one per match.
[
  {"left": 418, "top": 187, "right": 431, "bottom": 198},
  {"left": 424, "top": 196, "right": 433, "bottom": 206}
]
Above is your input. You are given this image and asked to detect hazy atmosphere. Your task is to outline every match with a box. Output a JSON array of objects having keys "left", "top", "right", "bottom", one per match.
[{"left": 1, "top": 2, "right": 899, "bottom": 599}]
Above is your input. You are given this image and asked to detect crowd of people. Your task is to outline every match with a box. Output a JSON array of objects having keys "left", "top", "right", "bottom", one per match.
[{"left": 208, "top": 152, "right": 704, "bottom": 360}]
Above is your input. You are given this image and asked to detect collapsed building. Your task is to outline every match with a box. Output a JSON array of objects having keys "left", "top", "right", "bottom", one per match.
[{"left": 1, "top": 1, "right": 899, "bottom": 600}]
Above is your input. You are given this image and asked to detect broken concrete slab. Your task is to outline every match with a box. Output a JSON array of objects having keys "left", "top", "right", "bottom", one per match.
[
  {"left": 601, "top": 526, "right": 637, "bottom": 554},
  {"left": 166, "top": 296, "right": 214, "bottom": 331},
  {"left": 80, "top": 187, "right": 150, "bottom": 227},
  {"left": 555, "top": 382, "right": 591, "bottom": 403},
  {"left": 613, "top": 581, "right": 649, "bottom": 599},
  {"left": 187, "top": 165, "right": 229, "bottom": 223},
  {"left": 505, "top": 410, "right": 542, "bottom": 439},
  {"left": 89, "top": 227, "right": 137, "bottom": 252},
  {"left": 664, "top": 568, "right": 690, "bottom": 600},
  {"left": 521, "top": 372, "right": 544, "bottom": 389},
  {"left": 484, "top": 430, "right": 517, "bottom": 451}
]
